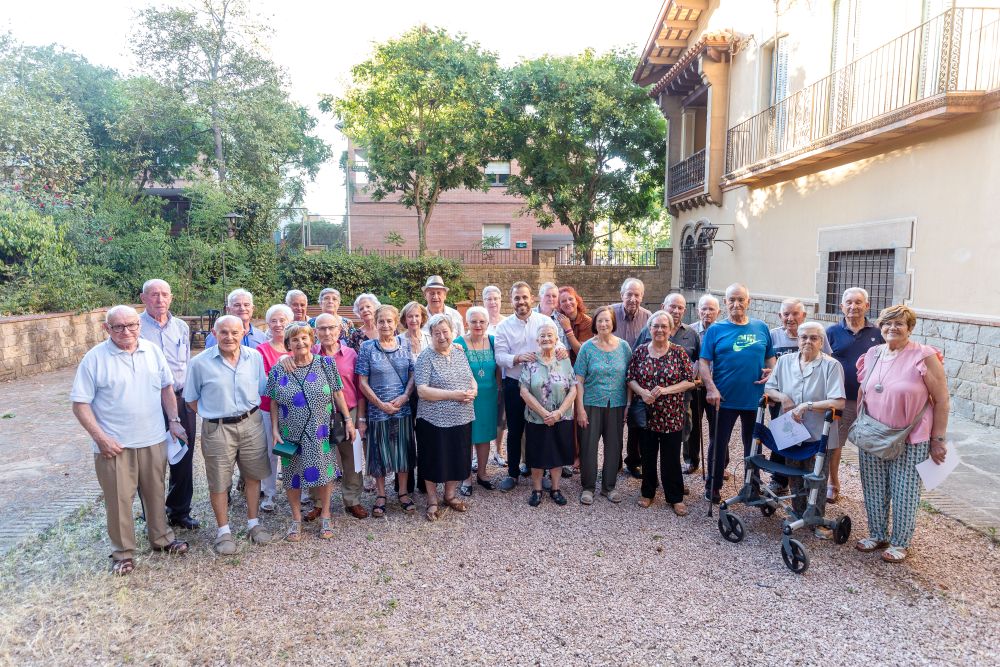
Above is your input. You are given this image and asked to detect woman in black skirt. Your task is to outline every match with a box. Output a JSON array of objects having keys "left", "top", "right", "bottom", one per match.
[
  {"left": 414, "top": 314, "right": 477, "bottom": 521},
  {"left": 519, "top": 321, "right": 578, "bottom": 507}
]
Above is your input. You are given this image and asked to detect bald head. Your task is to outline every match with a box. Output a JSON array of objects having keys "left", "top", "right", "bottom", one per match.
[{"left": 724, "top": 283, "right": 750, "bottom": 324}]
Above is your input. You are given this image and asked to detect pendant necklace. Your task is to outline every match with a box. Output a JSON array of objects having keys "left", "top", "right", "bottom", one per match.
[{"left": 873, "top": 349, "right": 898, "bottom": 393}]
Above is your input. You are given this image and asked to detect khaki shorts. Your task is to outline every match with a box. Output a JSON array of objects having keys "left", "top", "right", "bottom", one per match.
[{"left": 201, "top": 410, "right": 271, "bottom": 493}]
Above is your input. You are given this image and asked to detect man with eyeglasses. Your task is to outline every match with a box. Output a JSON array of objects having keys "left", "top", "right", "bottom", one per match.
[
  {"left": 205, "top": 288, "right": 267, "bottom": 349},
  {"left": 71, "top": 305, "right": 190, "bottom": 575},
  {"left": 139, "top": 279, "right": 200, "bottom": 531},
  {"left": 185, "top": 315, "right": 273, "bottom": 555},
  {"left": 767, "top": 298, "right": 831, "bottom": 493}
]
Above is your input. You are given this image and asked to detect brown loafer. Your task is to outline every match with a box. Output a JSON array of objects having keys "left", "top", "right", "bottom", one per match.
[
  {"left": 671, "top": 502, "right": 689, "bottom": 517},
  {"left": 303, "top": 506, "right": 322, "bottom": 522},
  {"left": 345, "top": 504, "right": 369, "bottom": 519},
  {"left": 636, "top": 497, "right": 653, "bottom": 508}
]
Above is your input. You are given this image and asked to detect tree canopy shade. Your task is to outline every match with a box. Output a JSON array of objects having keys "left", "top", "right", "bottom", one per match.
[
  {"left": 504, "top": 49, "right": 667, "bottom": 263},
  {"left": 324, "top": 26, "right": 503, "bottom": 255}
]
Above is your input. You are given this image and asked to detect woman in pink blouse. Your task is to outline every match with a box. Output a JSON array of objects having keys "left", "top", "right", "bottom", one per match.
[{"left": 855, "top": 304, "right": 949, "bottom": 563}]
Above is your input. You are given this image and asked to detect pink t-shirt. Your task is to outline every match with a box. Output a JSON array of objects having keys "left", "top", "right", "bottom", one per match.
[
  {"left": 857, "top": 341, "right": 940, "bottom": 444},
  {"left": 312, "top": 343, "right": 360, "bottom": 410},
  {"left": 257, "top": 342, "right": 289, "bottom": 412}
]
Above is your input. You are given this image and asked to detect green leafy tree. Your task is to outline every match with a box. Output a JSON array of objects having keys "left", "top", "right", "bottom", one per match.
[
  {"left": 504, "top": 49, "right": 666, "bottom": 263},
  {"left": 325, "top": 26, "right": 503, "bottom": 255}
]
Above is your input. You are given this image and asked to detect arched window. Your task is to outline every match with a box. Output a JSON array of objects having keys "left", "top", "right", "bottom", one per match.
[{"left": 679, "top": 222, "right": 708, "bottom": 290}]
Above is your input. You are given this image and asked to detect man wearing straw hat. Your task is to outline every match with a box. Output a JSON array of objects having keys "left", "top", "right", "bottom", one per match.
[{"left": 421, "top": 275, "right": 465, "bottom": 337}]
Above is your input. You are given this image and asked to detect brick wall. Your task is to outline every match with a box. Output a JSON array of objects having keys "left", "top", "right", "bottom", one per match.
[
  {"left": 0, "top": 308, "right": 112, "bottom": 382},
  {"left": 461, "top": 249, "right": 673, "bottom": 312},
  {"left": 737, "top": 293, "right": 1000, "bottom": 429}
]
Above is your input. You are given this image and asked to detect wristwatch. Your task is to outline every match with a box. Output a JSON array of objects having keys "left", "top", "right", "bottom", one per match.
[
  {"left": 931, "top": 436, "right": 946, "bottom": 443},
  {"left": 806, "top": 402, "right": 814, "bottom": 410},
  {"left": 169, "top": 417, "right": 182, "bottom": 424}
]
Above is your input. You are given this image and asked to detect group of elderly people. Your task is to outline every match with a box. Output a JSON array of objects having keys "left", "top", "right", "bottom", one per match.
[{"left": 72, "top": 274, "right": 949, "bottom": 574}]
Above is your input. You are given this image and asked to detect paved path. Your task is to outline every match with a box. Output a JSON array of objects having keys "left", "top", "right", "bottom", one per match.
[{"left": 0, "top": 365, "right": 998, "bottom": 554}]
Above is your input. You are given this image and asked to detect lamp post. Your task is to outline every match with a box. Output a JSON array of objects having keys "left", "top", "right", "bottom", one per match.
[{"left": 221, "top": 212, "right": 243, "bottom": 310}]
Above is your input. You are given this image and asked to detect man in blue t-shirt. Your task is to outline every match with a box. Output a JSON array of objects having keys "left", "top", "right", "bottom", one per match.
[{"left": 699, "top": 284, "right": 776, "bottom": 502}]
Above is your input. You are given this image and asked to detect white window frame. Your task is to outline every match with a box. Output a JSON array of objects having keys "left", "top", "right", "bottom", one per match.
[{"left": 482, "top": 223, "right": 511, "bottom": 249}]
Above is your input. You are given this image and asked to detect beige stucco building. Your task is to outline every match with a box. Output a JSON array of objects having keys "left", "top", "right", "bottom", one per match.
[{"left": 635, "top": 0, "right": 1000, "bottom": 427}]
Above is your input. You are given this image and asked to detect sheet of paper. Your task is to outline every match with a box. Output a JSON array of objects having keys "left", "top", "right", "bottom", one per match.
[
  {"left": 916, "top": 442, "right": 960, "bottom": 491},
  {"left": 352, "top": 431, "right": 364, "bottom": 473},
  {"left": 769, "top": 411, "right": 813, "bottom": 450},
  {"left": 167, "top": 435, "right": 189, "bottom": 465}
]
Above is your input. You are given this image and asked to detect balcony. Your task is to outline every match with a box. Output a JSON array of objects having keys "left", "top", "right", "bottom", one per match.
[
  {"left": 725, "top": 8, "right": 1000, "bottom": 186},
  {"left": 668, "top": 148, "right": 707, "bottom": 203}
]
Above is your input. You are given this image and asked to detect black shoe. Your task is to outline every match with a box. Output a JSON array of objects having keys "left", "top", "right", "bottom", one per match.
[
  {"left": 168, "top": 515, "right": 201, "bottom": 530},
  {"left": 528, "top": 490, "right": 543, "bottom": 507},
  {"left": 519, "top": 463, "right": 530, "bottom": 477},
  {"left": 627, "top": 465, "right": 643, "bottom": 479},
  {"left": 476, "top": 477, "right": 495, "bottom": 491},
  {"left": 549, "top": 489, "right": 568, "bottom": 506},
  {"left": 682, "top": 463, "right": 700, "bottom": 475},
  {"left": 704, "top": 490, "right": 721, "bottom": 504}
]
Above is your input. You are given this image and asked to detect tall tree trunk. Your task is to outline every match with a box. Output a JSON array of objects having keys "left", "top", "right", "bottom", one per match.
[
  {"left": 416, "top": 206, "right": 426, "bottom": 256},
  {"left": 212, "top": 111, "right": 226, "bottom": 184}
]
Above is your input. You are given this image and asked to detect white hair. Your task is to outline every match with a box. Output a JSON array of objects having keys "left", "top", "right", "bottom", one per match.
[
  {"left": 536, "top": 320, "right": 559, "bottom": 337},
  {"left": 214, "top": 314, "right": 244, "bottom": 332},
  {"left": 141, "top": 278, "right": 170, "bottom": 294},
  {"left": 227, "top": 288, "right": 254, "bottom": 307},
  {"left": 264, "top": 304, "right": 294, "bottom": 323},
  {"left": 318, "top": 287, "right": 340, "bottom": 301},
  {"left": 315, "top": 312, "right": 339, "bottom": 326},
  {"left": 465, "top": 306, "right": 489, "bottom": 323},
  {"left": 285, "top": 289, "right": 307, "bottom": 305},
  {"left": 663, "top": 292, "right": 686, "bottom": 307},
  {"left": 106, "top": 305, "right": 139, "bottom": 324},
  {"left": 649, "top": 310, "right": 675, "bottom": 329},
  {"left": 482, "top": 285, "right": 501, "bottom": 300},
  {"left": 780, "top": 297, "right": 805, "bottom": 313},
  {"left": 698, "top": 294, "right": 720, "bottom": 309},
  {"left": 798, "top": 321, "right": 827, "bottom": 341},
  {"left": 620, "top": 278, "right": 644, "bottom": 296},
  {"left": 427, "top": 313, "right": 454, "bottom": 334},
  {"left": 353, "top": 293, "right": 381, "bottom": 316},
  {"left": 842, "top": 287, "right": 870, "bottom": 304},
  {"left": 538, "top": 282, "right": 558, "bottom": 298}
]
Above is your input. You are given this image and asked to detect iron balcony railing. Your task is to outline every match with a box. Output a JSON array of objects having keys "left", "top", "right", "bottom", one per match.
[
  {"left": 668, "top": 148, "right": 707, "bottom": 198},
  {"left": 726, "top": 7, "right": 1000, "bottom": 177}
]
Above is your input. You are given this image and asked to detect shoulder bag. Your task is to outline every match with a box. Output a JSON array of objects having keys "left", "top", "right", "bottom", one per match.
[
  {"left": 848, "top": 346, "right": 929, "bottom": 461},
  {"left": 320, "top": 359, "right": 349, "bottom": 444}
]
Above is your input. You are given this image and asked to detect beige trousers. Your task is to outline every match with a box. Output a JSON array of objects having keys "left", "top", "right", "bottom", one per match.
[{"left": 94, "top": 441, "right": 176, "bottom": 560}]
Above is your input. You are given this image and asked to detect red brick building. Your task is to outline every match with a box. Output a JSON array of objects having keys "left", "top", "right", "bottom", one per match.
[{"left": 345, "top": 143, "right": 573, "bottom": 255}]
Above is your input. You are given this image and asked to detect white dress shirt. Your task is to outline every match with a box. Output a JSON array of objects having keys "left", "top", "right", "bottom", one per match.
[{"left": 495, "top": 311, "right": 562, "bottom": 380}]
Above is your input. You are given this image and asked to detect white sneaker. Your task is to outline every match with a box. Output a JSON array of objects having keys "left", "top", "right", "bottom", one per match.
[{"left": 260, "top": 496, "right": 276, "bottom": 512}]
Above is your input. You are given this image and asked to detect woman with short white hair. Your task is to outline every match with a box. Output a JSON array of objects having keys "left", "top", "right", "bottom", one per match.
[
  {"left": 348, "top": 293, "right": 381, "bottom": 352},
  {"left": 256, "top": 304, "right": 294, "bottom": 512},
  {"left": 455, "top": 306, "right": 500, "bottom": 495}
]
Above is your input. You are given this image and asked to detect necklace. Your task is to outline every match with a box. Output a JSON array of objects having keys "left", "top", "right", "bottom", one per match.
[
  {"left": 873, "top": 347, "right": 899, "bottom": 393},
  {"left": 465, "top": 336, "right": 490, "bottom": 378}
]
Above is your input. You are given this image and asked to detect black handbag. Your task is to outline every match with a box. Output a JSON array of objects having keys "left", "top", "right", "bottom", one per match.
[
  {"left": 321, "top": 360, "right": 349, "bottom": 444},
  {"left": 627, "top": 398, "right": 649, "bottom": 429}
]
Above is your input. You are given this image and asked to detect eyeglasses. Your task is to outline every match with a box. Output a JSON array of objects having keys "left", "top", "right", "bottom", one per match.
[
  {"left": 798, "top": 335, "right": 823, "bottom": 342},
  {"left": 110, "top": 323, "right": 140, "bottom": 333}
]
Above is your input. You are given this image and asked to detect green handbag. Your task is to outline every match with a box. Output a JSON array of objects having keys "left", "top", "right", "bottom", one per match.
[{"left": 271, "top": 439, "right": 300, "bottom": 458}]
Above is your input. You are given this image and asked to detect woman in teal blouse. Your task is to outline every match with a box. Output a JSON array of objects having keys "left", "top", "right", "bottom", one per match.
[
  {"left": 573, "top": 305, "right": 632, "bottom": 505},
  {"left": 455, "top": 306, "right": 500, "bottom": 495}
]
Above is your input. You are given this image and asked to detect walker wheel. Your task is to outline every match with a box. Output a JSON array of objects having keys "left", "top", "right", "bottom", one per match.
[
  {"left": 718, "top": 512, "right": 746, "bottom": 543},
  {"left": 834, "top": 516, "right": 852, "bottom": 545},
  {"left": 781, "top": 538, "right": 809, "bottom": 574},
  {"left": 759, "top": 503, "right": 776, "bottom": 517}
]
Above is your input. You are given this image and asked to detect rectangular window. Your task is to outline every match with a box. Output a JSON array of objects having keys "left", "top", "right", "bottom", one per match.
[
  {"left": 825, "top": 248, "right": 896, "bottom": 314},
  {"left": 485, "top": 161, "right": 511, "bottom": 186},
  {"left": 481, "top": 224, "right": 511, "bottom": 249}
]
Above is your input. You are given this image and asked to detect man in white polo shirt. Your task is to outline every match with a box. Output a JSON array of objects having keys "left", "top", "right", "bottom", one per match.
[
  {"left": 71, "top": 305, "right": 190, "bottom": 576},
  {"left": 421, "top": 275, "right": 465, "bottom": 336}
]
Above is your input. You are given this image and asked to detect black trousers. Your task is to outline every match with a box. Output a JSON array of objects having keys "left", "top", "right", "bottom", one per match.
[
  {"left": 705, "top": 407, "right": 756, "bottom": 493},
  {"left": 502, "top": 378, "right": 527, "bottom": 478},
  {"left": 684, "top": 387, "right": 706, "bottom": 467},
  {"left": 767, "top": 403, "right": 788, "bottom": 487},
  {"left": 640, "top": 429, "right": 684, "bottom": 503},
  {"left": 164, "top": 389, "right": 197, "bottom": 519},
  {"left": 395, "top": 393, "right": 422, "bottom": 494}
]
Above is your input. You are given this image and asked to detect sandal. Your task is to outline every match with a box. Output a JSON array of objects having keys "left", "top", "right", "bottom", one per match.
[
  {"left": 459, "top": 483, "right": 473, "bottom": 497},
  {"left": 476, "top": 476, "right": 495, "bottom": 491},
  {"left": 443, "top": 496, "right": 468, "bottom": 512},
  {"left": 882, "top": 546, "right": 908, "bottom": 563},
  {"left": 372, "top": 495, "right": 387, "bottom": 518},
  {"left": 671, "top": 502, "right": 689, "bottom": 517},
  {"left": 399, "top": 494, "right": 416, "bottom": 513},
  {"left": 286, "top": 521, "right": 302, "bottom": 543},
  {"left": 425, "top": 504, "right": 439, "bottom": 522},
  {"left": 111, "top": 558, "right": 134, "bottom": 576},
  {"left": 152, "top": 539, "right": 189, "bottom": 555},
  {"left": 549, "top": 489, "right": 568, "bottom": 506},
  {"left": 637, "top": 497, "right": 653, "bottom": 508},
  {"left": 827, "top": 485, "right": 840, "bottom": 504},
  {"left": 528, "top": 490, "right": 543, "bottom": 507},
  {"left": 319, "top": 518, "right": 334, "bottom": 540},
  {"left": 856, "top": 537, "right": 889, "bottom": 553}
]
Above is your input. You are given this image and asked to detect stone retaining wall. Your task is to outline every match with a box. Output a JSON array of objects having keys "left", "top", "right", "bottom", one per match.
[
  {"left": 733, "top": 293, "right": 1000, "bottom": 429},
  {"left": 0, "top": 309, "right": 113, "bottom": 382}
]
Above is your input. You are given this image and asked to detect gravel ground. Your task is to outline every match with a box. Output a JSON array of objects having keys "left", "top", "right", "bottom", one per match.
[{"left": 1, "top": 429, "right": 997, "bottom": 666}]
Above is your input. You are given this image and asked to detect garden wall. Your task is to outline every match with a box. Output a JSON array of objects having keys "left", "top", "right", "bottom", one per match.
[{"left": 0, "top": 308, "right": 114, "bottom": 382}]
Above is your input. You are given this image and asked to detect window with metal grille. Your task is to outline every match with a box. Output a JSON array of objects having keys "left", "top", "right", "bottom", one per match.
[
  {"left": 680, "top": 233, "right": 707, "bottom": 290},
  {"left": 825, "top": 249, "right": 896, "bottom": 314}
]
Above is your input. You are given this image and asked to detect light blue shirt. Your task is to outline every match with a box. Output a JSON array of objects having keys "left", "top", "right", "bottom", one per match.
[
  {"left": 204, "top": 323, "right": 267, "bottom": 349},
  {"left": 139, "top": 311, "right": 190, "bottom": 391},
  {"left": 183, "top": 345, "right": 266, "bottom": 419},
  {"left": 70, "top": 339, "right": 174, "bottom": 453}
]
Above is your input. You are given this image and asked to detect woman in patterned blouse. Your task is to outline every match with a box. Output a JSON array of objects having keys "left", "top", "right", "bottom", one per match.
[{"left": 626, "top": 310, "right": 697, "bottom": 515}]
